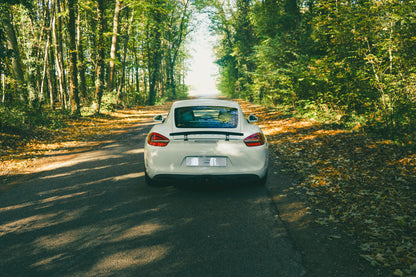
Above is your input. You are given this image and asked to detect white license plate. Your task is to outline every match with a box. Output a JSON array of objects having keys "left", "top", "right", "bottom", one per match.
[{"left": 186, "top": 157, "right": 227, "bottom": 167}]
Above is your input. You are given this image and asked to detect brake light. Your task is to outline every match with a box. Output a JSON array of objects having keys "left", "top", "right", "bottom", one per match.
[
  {"left": 244, "top": 132, "right": 265, "bottom": 147},
  {"left": 148, "top": 132, "right": 170, "bottom": 147}
]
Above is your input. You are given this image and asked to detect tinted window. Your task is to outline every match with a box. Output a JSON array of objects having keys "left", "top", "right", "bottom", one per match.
[{"left": 175, "top": 106, "right": 238, "bottom": 128}]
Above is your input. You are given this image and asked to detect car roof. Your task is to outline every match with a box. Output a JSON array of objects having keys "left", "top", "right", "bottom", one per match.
[{"left": 171, "top": 99, "right": 240, "bottom": 109}]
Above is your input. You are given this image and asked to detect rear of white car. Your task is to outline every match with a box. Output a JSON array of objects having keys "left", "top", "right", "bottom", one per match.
[{"left": 144, "top": 99, "right": 268, "bottom": 185}]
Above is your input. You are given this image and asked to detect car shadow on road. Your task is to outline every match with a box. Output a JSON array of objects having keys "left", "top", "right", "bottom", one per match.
[
  {"left": 0, "top": 123, "right": 304, "bottom": 276},
  {"left": 157, "top": 178, "right": 264, "bottom": 193}
]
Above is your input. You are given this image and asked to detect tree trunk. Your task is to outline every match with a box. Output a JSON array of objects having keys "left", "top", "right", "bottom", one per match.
[
  {"left": 47, "top": 44, "right": 57, "bottom": 109},
  {"left": 68, "top": 0, "right": 80, "bottom": 115},
  {"left": 166, "top": 0, "right": 190, "bottom": 99},
  {"left": 147, "top": 0, "right": 164, "bottom": 105},
  {"left": 48, "top": 14, "right": 57, "bottom": 109},
  {"left": 40, "top": 30, "right": 50, "bottom": 107},
  {"left": 53, "top": 0, "right": 68, "bottom": 109},
  {"left": 77, "top": 1, "right": 87, "bottom": 104},
  {"left": 1, "top": 74, "right": 5, "bottom": 103},
  {"left": 109, "top": 0, "right": 121, "bottom": 92},
  {"left": 147, "top": 39, "right": 161, "bottom": 105},
  {"left": 133, "top": 49, "right": 141, "bottom": 98},
  {"left": 94, "top": 0, "right": 106, "bottom": 114},
  {"left": 2, "top": 7, "right": 26, "bottom": 102},
  {"left": 117, "top": 7, "right": 134, "bottom": 105}
]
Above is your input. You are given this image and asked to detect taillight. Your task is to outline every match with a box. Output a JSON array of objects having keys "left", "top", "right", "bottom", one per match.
[
  {"left": 147, "top": 132, "right": 170, "bottom": 147},
  {"left": 244, "top": 132, "right": 265, "bottom": 147}
]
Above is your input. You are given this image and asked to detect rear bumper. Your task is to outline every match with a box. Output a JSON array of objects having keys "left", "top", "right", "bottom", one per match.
[{"left": 145, "top": 141, "right": 268, "bottom": 179}]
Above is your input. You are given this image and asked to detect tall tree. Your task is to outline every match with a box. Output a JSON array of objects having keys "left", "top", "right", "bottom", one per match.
[
  {"left": 1, "top": 6, "right": 26, "bottom": 102},
  {"left": 165, "top": 0, "right": 191, "bottom": 99},
  {"left": 94, "top": 0, "right": 106, "bottom": 114},
  {"left": 209, "top": 0, "right": 238, "bottom": 97},
  {"left": 45, "top": 0, "right": 58, "bottom": 109},
  {"left": 234, "top": 0, "right": 255, "bottom": 99},
  {"left": 68, "top": 0, "right": 80, "bottom": 115},
  {"left": 53, "top": 0, "right": 68, "bottom": 108},
  {"left": 108, "top": 0, "right": 122, "bottom": 93},
  {"left": 146, "top": 0, "right": 165, "bottom": 105},
  {"left": 117, "top": 6, "right": 134, "bottom": 104},
  {"left": 282, "top": 0, "right": 299, "bottom": 31},
  {"left": 77, "top": 1, "right": 87, "bottom": 104}
]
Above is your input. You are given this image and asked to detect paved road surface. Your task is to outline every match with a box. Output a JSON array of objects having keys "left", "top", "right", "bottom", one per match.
[{"left": 0, "top": 122, "right": 305, "bottom": 276}]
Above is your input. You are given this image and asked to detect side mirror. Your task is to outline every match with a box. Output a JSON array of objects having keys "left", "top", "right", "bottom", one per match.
[
  {"left": 153, "top": 115, "right": 164, "bottom": 122},
  {"left": 247, "top": 115, "right": 258, "bottom": 123}
]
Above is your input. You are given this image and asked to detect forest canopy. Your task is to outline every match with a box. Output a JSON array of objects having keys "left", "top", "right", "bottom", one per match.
[
  {"left": 1, "top": 0, "right": 415, "bottom": 142},
  {"left": 0, "top": 0, "right": 193, "bottom": 116},
  {"left": 209, "top": 0, "right": 416, "bottom": 142}
]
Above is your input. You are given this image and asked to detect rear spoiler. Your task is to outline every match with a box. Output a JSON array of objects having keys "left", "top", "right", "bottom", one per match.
[{"left": 170, "top": 131, "right": 244, "bottom": 141}]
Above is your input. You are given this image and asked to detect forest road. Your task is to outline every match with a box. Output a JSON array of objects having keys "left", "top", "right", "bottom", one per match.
[{"left": 0, "top": 121, "right": 307, "bottom": 276}]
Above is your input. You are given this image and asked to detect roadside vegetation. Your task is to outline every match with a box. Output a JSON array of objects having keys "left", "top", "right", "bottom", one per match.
[
  {"left": 1, "top": 0, "right": 191, "bottom": 116},
  {"left": 211, "top": 0, "right": 416, "bottom": 145},
  {"left": 239, "top": 100, "right": 415, "bottom": 277},
  {"left": 0, "top": 103, "right": 170, "bottom": 184},
  {"left": 1, "top": 0, "right": 415, "bottom": 142},
  {"left": 210, "top": 3, "right": 416, "bottom": 273}
]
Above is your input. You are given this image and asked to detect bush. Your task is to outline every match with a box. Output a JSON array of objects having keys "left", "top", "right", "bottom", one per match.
[
  {"left": 0, "top": 105, "right": 67, "bottom": 135},
  {"left": 0, "top": 105, "right": 27, "bottom": 134}
]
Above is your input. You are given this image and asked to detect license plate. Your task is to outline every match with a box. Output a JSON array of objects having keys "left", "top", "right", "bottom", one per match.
[{"left": 186, "top": 157, "right": 227, "bottom": 167}]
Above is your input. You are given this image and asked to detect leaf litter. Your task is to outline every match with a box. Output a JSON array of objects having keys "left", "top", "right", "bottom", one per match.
[
  {"left": 237, "top": 100, "right": 416, "bottom": 276},
  {"left": 0, "top": 105, "right": 169, "bottom": 183}
]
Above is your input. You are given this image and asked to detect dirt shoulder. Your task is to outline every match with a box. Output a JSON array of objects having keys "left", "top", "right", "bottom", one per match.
[
  {"left": 239, "top": 100, "right": 415, "bottom": 276},
  {"left": 1, "top": 100, "right": 415, "bottom": 276},
  {"left": 0, "top": 106, "right": 169, "bottom": 193},
  {"left": 267, "top": 166, "right": 388, "bottom": 276}
]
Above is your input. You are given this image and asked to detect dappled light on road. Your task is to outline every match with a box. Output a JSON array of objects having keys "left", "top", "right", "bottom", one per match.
[
  {"left": 112, "top": 222, "right": 168, "bottom": 242},
  {"left": 0, "top": 111, "right": 306, "bottom": 275},
  {"left": 113, "top": 172, "right": 145, "bottom": 181},
  {"left": 1, "top": 100, "right": 412, "bottom": 275},
  {"left": 0, "top": 106, "right": 170, "bottom": 178},
  {"left": 89, "top": 246, "right": 171, "bottom": 275}
]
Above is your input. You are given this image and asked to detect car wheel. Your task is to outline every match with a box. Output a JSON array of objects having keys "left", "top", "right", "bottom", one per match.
[{"left": 257, "top": 172, "right": 268, "bottom": 186}]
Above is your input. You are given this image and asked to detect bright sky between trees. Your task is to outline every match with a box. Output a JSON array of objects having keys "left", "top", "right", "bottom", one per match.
[{"left": 185, "top": 13, "right": 220, "bottom": 98}]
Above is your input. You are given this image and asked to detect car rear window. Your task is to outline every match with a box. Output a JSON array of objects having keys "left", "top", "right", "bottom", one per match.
[{"left": 174, "top": 106, "right": 238, "bottom": 128}]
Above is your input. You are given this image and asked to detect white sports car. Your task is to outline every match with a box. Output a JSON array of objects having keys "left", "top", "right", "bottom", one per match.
[{"left": 144, "top": 99, "right": 268, "bottom": 186}]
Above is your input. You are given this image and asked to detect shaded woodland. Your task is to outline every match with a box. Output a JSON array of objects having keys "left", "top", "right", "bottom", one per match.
[
  {"left": 1, "top": 0, "right": 416, "bottom": 142},
  {"left": 209, "top": 0, "right": 416, "bottom": 142},
  {"left": 0, "top": 0, "right": 192, "bottom": 118}
]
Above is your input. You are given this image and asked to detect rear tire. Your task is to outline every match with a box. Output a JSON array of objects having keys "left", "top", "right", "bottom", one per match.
[
  {"left": 257, "top": 171, "right": 268, "bottom": 186},
  {"left": 145, "top": 171, "right": 159, "bottom": 186}
]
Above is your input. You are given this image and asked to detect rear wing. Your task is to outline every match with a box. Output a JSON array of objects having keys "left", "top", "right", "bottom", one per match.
[{"left": 170, "top": 131, "right": 244, "bottom": 141}]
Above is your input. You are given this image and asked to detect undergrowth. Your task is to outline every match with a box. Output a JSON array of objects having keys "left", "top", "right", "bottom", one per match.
[
  {"left": 270, "top": 100, "right": 415, "bottom": 145},
  {"left": 0, "top": 105, "right": 68, "bottom": 137}
]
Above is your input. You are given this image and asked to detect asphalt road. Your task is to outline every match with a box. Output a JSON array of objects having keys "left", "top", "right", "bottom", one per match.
[{"left": 0, "top": 122, "right": 306, "bottom": 276}]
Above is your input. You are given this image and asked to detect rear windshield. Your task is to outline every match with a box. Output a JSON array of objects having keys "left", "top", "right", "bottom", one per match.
[{"left": 174, "top": 106, "right": 238, "bottom": 128}]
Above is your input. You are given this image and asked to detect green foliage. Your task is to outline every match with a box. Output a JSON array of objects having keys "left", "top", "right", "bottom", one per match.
[
  {"left": 0, "top": 105, "right": 67, "bottom": 135},
  {"left": 250, "top": 35, "right": 301, "bottom": 106},
  {"left": 0, "top": 0, "right": 193, "bottom": 122},
  {"left": 209, "top": 0, "right": 416, "bottom": 142},
  {"left": 1, "top": 0, "right": 415, "bottom": 142},
  {"left": 0, "top": 22, "right": 5, "bottom": 76},
  {"left": 0, "top": 105, "right": 27, "bottom": 134},
  {"left": 100, "top": 91, "right": 118, "bottom": 112},
  {"left": 174, "top": 84, "right": 190, "bottom": 100}
]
